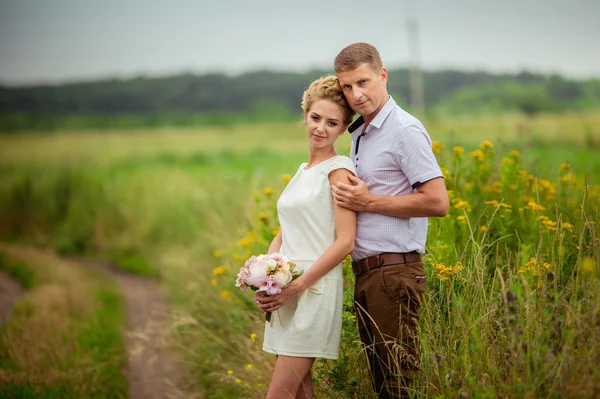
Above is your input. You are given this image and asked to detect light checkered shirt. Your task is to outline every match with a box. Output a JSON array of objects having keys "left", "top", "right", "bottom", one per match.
[{"left": 349, "top": 96, "right": 443, "bottom": 260}]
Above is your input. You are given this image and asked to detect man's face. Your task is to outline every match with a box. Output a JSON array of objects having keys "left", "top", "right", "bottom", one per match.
[{"left": 336, "top": 63, "right": 388, "bottom": 123}]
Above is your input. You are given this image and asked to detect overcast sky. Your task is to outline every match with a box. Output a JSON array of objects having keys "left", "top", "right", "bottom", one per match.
[{"left": 1, "top": 0, "right": 599, "bottom": 85}]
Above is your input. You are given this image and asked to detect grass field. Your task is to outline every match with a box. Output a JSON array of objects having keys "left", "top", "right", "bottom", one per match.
[
  {"left": 0, "top": 245, "right": 126, "bottom": 399},
  {"left": 0, "top": 111, "right": 598, "bottom": 398}
]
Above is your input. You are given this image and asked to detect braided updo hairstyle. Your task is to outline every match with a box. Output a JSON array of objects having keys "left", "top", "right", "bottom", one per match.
[{"left": 301, "top": 76, "right": 355, "bottom": 126}]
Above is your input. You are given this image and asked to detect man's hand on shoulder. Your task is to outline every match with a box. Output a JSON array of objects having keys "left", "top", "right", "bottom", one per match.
[{"left": 331, "top": 175, "right": 373, "bottom": 212}]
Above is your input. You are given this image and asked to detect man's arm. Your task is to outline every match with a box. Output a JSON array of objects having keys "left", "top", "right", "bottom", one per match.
[{"left": 331, "top": 175, "right": 449, "bottom": 218}]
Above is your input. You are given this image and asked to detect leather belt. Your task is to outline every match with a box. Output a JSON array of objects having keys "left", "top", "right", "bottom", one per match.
[{"left": 352, "top": 252, "right": 422, "bottom": 276}]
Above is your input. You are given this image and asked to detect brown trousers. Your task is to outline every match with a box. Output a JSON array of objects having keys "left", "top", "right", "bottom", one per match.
[{"left": 354, "top": 260, "right": 426, "bottom": 399}]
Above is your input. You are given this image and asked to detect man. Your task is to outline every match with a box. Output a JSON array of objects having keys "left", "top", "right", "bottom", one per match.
[{"left": 331, "top": 42, "right": 449, "bottom": 398}]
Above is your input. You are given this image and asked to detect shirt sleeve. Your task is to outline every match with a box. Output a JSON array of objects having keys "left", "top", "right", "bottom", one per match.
[
  {"left": 395, "top": 123, "right": 443, "bottom": 188},
  {"left": 327, "top": 156, "right": 357, "bottom": 177}
]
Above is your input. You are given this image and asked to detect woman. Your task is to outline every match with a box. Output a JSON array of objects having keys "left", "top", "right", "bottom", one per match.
[{"left": 255, "top": 76, "right": 357, "bottom": 398}]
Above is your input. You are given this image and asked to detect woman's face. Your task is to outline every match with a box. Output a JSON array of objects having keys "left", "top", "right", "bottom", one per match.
[{"left": 304, "top": 99, "right": 347, "bottom": 149}]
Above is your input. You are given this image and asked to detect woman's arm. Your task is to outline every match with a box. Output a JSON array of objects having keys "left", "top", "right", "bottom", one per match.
[
  {"left": 256, "top": 168, "right": 356, "bottom": 313},
  {"left": 267, "top": 230, "right": 282, "bottom": 254}
]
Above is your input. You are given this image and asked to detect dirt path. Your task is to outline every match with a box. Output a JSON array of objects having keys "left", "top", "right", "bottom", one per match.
[
  {"left": 74, "top": 258, "right": 189, "bottom": 399},
  {"left": 0, "top": 270, "right": 24, "bottom": 325}
]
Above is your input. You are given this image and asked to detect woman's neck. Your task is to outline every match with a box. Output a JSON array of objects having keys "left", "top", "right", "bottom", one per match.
[{"left": 306, "top": 146, "right": 337, "bottom": 168}]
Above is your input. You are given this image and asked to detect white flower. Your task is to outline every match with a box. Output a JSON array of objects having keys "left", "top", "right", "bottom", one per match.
[{"left": 271, "top": 271, "right": 286, "bottom": 287}]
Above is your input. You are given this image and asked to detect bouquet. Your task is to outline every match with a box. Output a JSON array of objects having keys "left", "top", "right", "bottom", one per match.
[{"left": 235, "top": 252, "right": 303, "bottom": 322}]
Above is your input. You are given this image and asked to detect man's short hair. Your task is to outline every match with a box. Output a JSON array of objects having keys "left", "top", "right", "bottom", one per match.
[{"left": 334, "top": 42, "right": 383, "bottom": 73}]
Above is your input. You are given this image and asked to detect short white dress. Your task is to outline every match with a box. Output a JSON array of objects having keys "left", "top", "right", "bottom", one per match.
[{"left": 262, "top": 155, "right": 356, "bottom": 359}]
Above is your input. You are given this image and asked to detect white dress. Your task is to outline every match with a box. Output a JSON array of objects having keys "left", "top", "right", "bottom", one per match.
[{"left": 262, "top": 155, "right": 356, "bottom": 359}]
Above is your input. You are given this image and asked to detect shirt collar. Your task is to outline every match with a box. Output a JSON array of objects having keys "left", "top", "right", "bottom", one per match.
[{"left": 348, "top": 96, "right": 396, "bottom": 134}]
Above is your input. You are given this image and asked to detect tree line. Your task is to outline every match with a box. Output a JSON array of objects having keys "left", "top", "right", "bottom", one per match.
[{"left": 0, "top": 68, "right": 599, "bottom": 131}]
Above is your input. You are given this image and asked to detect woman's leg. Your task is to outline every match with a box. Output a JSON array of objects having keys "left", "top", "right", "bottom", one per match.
[
  {"left": 266, "top": 355, "right": 315, "bottom": 399},
  {"left": 296, "top": 372, "right": 314, "bottom": 399}
]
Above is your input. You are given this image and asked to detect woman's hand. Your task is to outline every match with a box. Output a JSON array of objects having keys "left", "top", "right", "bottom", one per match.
[{"left": 255, "top": 280, "right": 302, "bottom": 313}]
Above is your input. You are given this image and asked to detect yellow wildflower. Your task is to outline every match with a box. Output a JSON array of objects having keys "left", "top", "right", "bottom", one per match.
[
  {"left": 246, "top": 364, "right": 253, "bottom": 370},
  {"left": 453, "top": 146, "right": 464, "bottom": 157},
  {"left": 212, "top": 266, "right": 226, "bottom": 276},
  {"left": 263, "top": 187, "right": 276, "bottom": 196},
  {"left": 434, "top": 262, "right": 463, "bottom": 279},
  {"left": 235, "top": 378, "right": 241, "bottom": 384},
  {"left": 454, "top": 199, "right": 472, "bottom": 212},
  {"left": 559, "top": 162, "right": 570, "bottom": 173},
  {"left": 537, "top": 281, "right": 544, "bottom": 289},
  {"left": 259, "top": 213, "right": 268, "bottom": 223},
  {"left": 250, "top": 333, "right": 257, "bottom": 342},
  {"left": 440, "top": 167, "right": 451, "bottom": 180},
  {"left": 525, "top": 200, "right": 545, "bottom": 211},
  {"left": 561, "top": 222, "right": 574, "bottom": 232},
  {"left": 227, "top": 370, "right": 234, "bottom": 375},
  {"left": 282, "top": 174, "right": 291, "bottom": 182},
  {"left": 470, "top": 149, "right": 485, "bottom": 161},
  {"left": 220, "top": 290, "right": 231, "bottom": 299},
  {"left": 479, "top": 140, "right": 493, "bottom": 151},
  {"left": 542, "top": 219, "right": 558, "bottom": 231},
  {"left": 501, "top": 157, "right": 516, "bottom": 166},
  {"left": 432, "top": 141, "right": 445, "bottom": 154},
  {"left": 560, "top": 173, "right": 578, "bottom": 186},
  {"left": 210, "top": 279, "right": 217, "bottom": 286},
  {"left": 238, "top": 237, "right": 253, "bottom": 247},
  {"left": 479, "top": 225, "right": 488, "bottom": 232},
  {"left": 508, "top": 150, "right": 520, "bottom": 159}
]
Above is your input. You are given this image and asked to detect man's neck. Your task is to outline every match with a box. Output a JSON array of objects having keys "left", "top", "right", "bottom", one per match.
[{"left": 361, "top": 95, "right": 390, "bottom": 127}]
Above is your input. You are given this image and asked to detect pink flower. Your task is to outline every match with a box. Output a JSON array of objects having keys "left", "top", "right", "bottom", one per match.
[
  {"left": 260, "top": 275, "right": 282, "bottom": 295},
  {"left": 235, "top": 264, "right": 251, "bottom": 291},
  {"left": 245, "top": 258, "right": 268, "bottom": 288},
  {"left": 235, "top": 253, "right": 302, "bottom": 300}
]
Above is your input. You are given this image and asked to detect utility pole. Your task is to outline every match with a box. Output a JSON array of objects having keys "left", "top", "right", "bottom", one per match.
[{"left": 406, "top": 17, "right": 425, "bottom": 117}]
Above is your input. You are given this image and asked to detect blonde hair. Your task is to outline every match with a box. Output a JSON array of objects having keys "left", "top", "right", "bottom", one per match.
[
  {"left": 334, "top": 42, "right": 383, "bottom": 73},
  {"left": 301, "top": 76, "right": 355, "bottom": 126}
]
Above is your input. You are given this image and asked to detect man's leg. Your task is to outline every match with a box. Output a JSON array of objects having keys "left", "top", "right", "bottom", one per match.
[
  {"left": 355, "top": 260, "right": 426, "bottom": 398},
  {"left": 355, "top": 272, "right": 387, "bottom": 393}
]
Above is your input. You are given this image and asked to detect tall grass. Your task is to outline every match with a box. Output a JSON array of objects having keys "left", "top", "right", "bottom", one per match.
[
  {"left": 0, "top": 244, "right": 126, "bottom": 399},
  {"left": 197, "top": 141, "right": 599, "bottom": 398},
  {"left": 0, "top": 117, "right": 598, "bottom": 397}
]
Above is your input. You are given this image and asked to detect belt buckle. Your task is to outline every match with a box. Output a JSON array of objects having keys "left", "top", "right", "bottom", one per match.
[{"left": 376, "top": 254, "right": 382, "bottom": 267}]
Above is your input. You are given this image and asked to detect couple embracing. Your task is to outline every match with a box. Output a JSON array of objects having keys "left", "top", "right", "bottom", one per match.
[{"left": 254, "top": 42, "right": 449, "bottom": 399}]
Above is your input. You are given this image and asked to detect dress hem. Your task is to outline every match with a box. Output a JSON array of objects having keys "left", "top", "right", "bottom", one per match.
[{"left": 262, "top": 347, "right": 339, "bottom": 360}]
